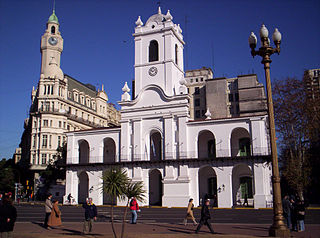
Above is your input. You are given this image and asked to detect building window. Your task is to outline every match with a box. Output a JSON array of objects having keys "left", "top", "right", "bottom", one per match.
[
  {"left": 59, "top": 121, "right": 62, "bottom": 128},
  {"left": 229, "top": 106, "right": 234, "bottom": 114},
  {"left": 236, "top": 104, "right": 240, "bottom": 114},
  {"left": 67, "top": 125, "right": 70, "bottom": 130},
  {"left": 32, "top": 154, "right": 36, "bottom": 165},
  {"left": 51, "top": 26, "right": 55, "bottom": 34},
  {"left": 63, "top": 122, "right": 66, "bottom": 128},
  {"left": 196, "top": 78, "right": 198, "bottom": 82},
  {"left": 41, "top": 154, "right": 47, "bottom": 164},
  {"left": 49, "top": 135, "right": 52, "bottom": 148},
  {"left": 190, "top": 79, "right": 193, "bottom": 83},
  {"left": 33, "top": 135, "right": 36, "bottom": 148},
  {"left": 149, "top": 40, "right": 159, "bottom": 62},
  {"left": 34, "top": 120, "right": 37, "bottom": 128},
  {"left": 228, "top": 94, "right": 234, "bottom": 102},
  {"left": 195, "top": 87, "right": 200, "bottom": 95},
  {"left": 235, "top": 93, "right": 239, "bottom": 101},
  {"left": 43, "top": 120, "right": 48, "bottom": 127},
  {"left": 175, "top": 44, "right": 178, "bottom": 65},
  {"left": 195, "top": 98, "right": 200, "bottom": 107},
  {"left": 42, "top": 135, "right": 48, "bottom": 148},
  {"left": 58, "top": 136, "right": 61, "bottom": 147},
  {"left": 201, "top": 77, "right": 203, "bottom": 82},
  {"left": 239, "top": 138, "right": 251, "bottom": 156},
  {"left": 195, "top": 110, "right": 200, "bottom": 118}
]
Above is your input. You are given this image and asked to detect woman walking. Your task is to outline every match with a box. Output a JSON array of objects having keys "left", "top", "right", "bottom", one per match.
[
  {"left": 48, "top": 200, "right": 62, "bottom": 228},
  {"left": 183, "top": 198, "right": 197, "bottom": 225},
  {"left": 129, "top": 197, "right": 140, "bottom": 224}
]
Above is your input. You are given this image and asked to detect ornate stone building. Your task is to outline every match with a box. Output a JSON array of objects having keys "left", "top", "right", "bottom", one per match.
[
  {"left": 18, "top": 10, "right": 120, "bottom": 194},
  {"left": 65, "top": 7, "right": 273, "bottom": 208}
]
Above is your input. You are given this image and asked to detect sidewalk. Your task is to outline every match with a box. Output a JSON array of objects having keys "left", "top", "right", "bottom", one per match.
[{"left": 13, "top": 222, "right": 319, "bottom": 238}]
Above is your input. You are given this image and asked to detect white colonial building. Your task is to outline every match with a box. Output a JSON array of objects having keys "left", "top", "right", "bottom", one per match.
[{"left": 65, "top": 7, "right": 273, "bottom": 208}]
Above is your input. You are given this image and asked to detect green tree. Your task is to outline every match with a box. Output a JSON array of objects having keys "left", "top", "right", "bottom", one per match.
[
  {"left": 0, "top": 159, "right": 15, "bottom": 193},
  {"left": 120, "top": 181, "right": 145, "bottom": 238},
  {"left": 273, "top": 77, "right": 311, "bottom": 199},
  {"left": 102, "top": 168, "right": 129, "bottom": 238}
]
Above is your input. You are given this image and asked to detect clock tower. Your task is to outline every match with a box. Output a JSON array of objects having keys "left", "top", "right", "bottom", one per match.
[
  {"left": 133, "top": 7, "right": 185, "bottom": 97},
  {"left": 40, "top": 10, "right": 63, "bottom": 76}
]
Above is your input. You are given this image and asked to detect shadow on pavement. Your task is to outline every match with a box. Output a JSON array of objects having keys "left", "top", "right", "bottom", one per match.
[
  {"left": 31, "top": 221, "right": 46, "bottom": 229},
  {"left": 232, "top": 226, "right": 269, "bottom": 231}
]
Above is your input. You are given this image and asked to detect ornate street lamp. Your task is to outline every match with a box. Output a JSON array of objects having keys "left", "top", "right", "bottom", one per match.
[{"left": 249, "top": 25, "right": 290, "bottom": 237}]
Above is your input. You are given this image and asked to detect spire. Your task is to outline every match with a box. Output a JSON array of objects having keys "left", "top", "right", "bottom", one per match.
[
  {"left": 102, "top": 84, "right": 104, "bottom": 91},
  {"left": 48, "top": 0, "right": 59, "bottom": 24},
  {"left": 158, "top": 6, "right": 162, "bottom": 14},
  {"left": 135, "top": 16, "right": 143, "bottom": 27},
  {"left": 165, "top": 10, "right": 173, "bottom": 21}
]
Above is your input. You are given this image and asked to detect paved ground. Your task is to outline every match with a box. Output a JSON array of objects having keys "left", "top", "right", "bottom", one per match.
[
  {"left": 12, "top": 204, "right": 320, "bottom": 238},
  {"left": 13, "top": 222, "right": 320, "bottom": 238}
]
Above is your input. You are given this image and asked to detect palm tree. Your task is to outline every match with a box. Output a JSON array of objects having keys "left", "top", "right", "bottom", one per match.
[
  {"left": 120, "top": 181, "right": 146, "bottom": 238},
  {"left": 102, "top": 168, "right": 129, "bottom": 238}
]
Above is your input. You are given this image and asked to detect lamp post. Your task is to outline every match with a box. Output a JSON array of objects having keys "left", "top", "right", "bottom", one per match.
[{"left": 248, "top": 25, "right": 290, "bottom": 237}]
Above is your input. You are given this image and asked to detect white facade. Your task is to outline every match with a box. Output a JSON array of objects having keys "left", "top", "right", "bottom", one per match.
[{"left": 65, "top": 7, "right": 273, "bottom": 208}]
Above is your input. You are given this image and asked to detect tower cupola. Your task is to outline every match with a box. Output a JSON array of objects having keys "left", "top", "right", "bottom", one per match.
[{"left": 48, "top": 10, "right": 59, "bottom": 24}]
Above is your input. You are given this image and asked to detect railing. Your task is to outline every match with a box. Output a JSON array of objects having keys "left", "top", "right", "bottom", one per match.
[
  {"left": 37, "top": 107, "right": 102, "bottom": 128},
  {"left": 67, "top": 147, "right": 271, "bottom": 165}
]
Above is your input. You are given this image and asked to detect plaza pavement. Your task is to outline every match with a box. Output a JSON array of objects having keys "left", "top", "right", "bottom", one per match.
[{"left": 13, "top": 222, "right": 319, "bottom": 238}]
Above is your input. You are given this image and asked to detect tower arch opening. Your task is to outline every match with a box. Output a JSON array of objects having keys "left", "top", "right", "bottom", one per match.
[
  {"left": 78, "top": 171, "right": 89, "bottom": 204},
  {"left": 149, "top": 40, "right": 159, "bottom": 62},
  {"left": 78, "top": 140, "right": 89, "bottom": 164},
  {"left": 150, "top": 130, "right": 162, "bottom": 161},
  {"left": 198, "top": 166, "right": 217, "bottom": 207},
  {"left": 103, "top": 138, "right": 116, "bottom": 163},
  {"left": 230, "top": 128, "right": 251, "bottom": 157},
  {"left": 232, "top": 164, "right": 253, "bottom": 207},
  {"left": 51, "top": 26, "right": 56, "bottom": 34}
]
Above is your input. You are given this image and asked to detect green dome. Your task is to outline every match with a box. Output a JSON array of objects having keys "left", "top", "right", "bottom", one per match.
[{"left": 48, "top": 10, "right": 59, "bottom": 24}]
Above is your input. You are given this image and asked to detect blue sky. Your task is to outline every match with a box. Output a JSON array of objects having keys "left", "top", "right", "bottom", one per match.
[{"left": 0, "top": 0, "right": 319, "bottom": 159}]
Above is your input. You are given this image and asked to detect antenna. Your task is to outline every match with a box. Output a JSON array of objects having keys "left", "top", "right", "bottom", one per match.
[
  {"left": 184, "top": 15, "right": 189, "bottom": 70},
  {"left": 53, "top": 0, "right": 56, "bottom": 13},
  {"left": 211, "top": 41, "right": 215, "bottom": 78}
]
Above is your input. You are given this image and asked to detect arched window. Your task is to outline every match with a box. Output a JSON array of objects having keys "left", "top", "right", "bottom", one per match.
[
  {"left": 175, "top": 44, "right": 178, "bottom": 65},
  {"left": 51, "top": 26, "right": 56, "bottom": 34},
  {"left": 149, "top": 40, "right": 159, "bottom": 62},
  {"left": 239, "top": 138, "right": 251, "bottom": 156}
]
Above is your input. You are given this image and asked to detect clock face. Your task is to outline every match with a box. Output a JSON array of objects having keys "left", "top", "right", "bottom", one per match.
[
  {"left": 148, "top": 67, "right": 158, "bottom": 76},
  {"left": 48, "top": 37, "right": 58, "bottom": 46}
]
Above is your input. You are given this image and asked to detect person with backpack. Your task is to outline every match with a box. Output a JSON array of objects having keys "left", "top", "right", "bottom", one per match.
[{"left": 129, "top": 197, "right": 140, "bottom": 224}]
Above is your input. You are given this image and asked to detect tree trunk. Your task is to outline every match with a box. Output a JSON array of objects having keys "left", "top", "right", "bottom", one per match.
[
  {"left": 120, "top": 200, "right": 130, "bottom": 238},
  {"left": 110, "top": 195, "right": 117, "bottom": 238}
]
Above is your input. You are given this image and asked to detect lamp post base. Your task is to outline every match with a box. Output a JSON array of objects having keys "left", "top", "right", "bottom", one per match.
[{"left": 269, "top": 225, "right": 291, "bottom": 237}]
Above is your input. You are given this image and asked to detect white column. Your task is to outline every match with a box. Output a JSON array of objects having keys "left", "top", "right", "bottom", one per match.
[
  {"left": 253, "top": 162, "right": 272, "bottom": 208},
  {"left": 133, "top": 119, "right": 142, "bottom": 160},
  {"left": 120, "top": 120, "right": 131, "bottom": 161},
  {"left": 64, "top": 170, "right": 78, "bottom": 204},
  {"left": 164, "top": 116, "right": 174, "bottom": 160},
  {"left": 216, "top": 166, "right": 233, "bottom": 208},
  {"left": 88, "top": 170, "right": 103, "bottom": 205},
  {"left": 177, "top": 116, "right": 188, "bottom": 159}
]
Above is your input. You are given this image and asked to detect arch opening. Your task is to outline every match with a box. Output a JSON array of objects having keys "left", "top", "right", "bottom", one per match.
[
  {"left": 198, "top": 166, "right": 217, "bottom": 207},
  {"left": 150, "top": 131, "right": 162, "bottom": 161},
  {"left": 78, "top": 171, "right": 89, "bottom": 204},
  {"left": 79, "top": 140, "right": 89, "bottom": 164},
  {"left": 231, "top": 128, "right": 251, "bottom": 157},
  {"left": 198, "top": 130, "right": 216, "bottom": 159},
  {"left": 232, "top": 164, "right": 253, "bottom": 207},
  {"left": 103, "top": 138, "right": 116, "bottom": 163},
  {"left": 51, "top": 26, "right": 56, "bottom": 34},
  {"left": 149, "top": 169, "right": 162, "bottom": 206}
]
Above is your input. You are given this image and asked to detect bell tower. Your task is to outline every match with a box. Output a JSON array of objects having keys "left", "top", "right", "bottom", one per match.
[
  {"left": 133, "top": 7, "right": 185, "bottom": 97},
  {"left": 40, "top": 9, "right": 63, "bottom": 75}
]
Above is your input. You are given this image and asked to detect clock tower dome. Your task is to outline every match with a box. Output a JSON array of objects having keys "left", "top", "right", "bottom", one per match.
[
  {"left": 40, "top": 9, "right": 64, "bottom": 76},
  {"left": 133, "top": 7, "right": 185, "bottom": 97}
]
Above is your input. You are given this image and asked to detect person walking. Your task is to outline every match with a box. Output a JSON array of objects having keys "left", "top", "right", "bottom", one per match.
[
  {"left": 296, "top": 200, "right": 305, "bottom": 232},
  {"left": 44, "top": 193, "right": 53, "bottom": 229},
  {"left": 282, "top": 195, "right": 292, "bottom": 229},
  {"left": 0, "top": 195, "right": 17, "bottom": 238},
  {"left": 183, "top": 198, "right": 197, "bottom": 226},
  {"left": 129, "top": 197, "right": 140, "bottom": 224},
  {"left": 82, "top": 198, "right": 97, "bottom": 234},
  {"left": 67, "top": 193, "right": 73, "bottom": 205},
  {"left": 195, "top": 199, "right": 215, "bottom": 234},
  {"left": 290, "top": 198, "right": 298, "bottom": 231},
  {"left": 48, "top": 200, "right": 62, "bottom": 228}
]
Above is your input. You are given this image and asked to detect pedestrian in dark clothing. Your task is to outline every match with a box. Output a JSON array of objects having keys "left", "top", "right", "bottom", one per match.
[
  {"left": 290, "top": 198, "right": 298, "bottom": 231},
  {"left": 243, "top": 194, "right": 249, "bottom": 207},
  {"left": 129, "top": 197, "right": 140, "bottom": 224},
  {"left": 195, "top": 199, "right": 215, "bottom": 234},
  {"left": 67, "top": 193, "right": 73, "bottom": 204},
  {"left": 282, "top": 195, "right": 292, "bottom": 229},
  {"left": 0, "top": 195, "right": 17, "bottom": 237},
  {"left": 296, "top": 200, "right": 305, "bottom": 232},
  {"left": 44, "top": 193, "right": 53, "bottom": 229},
  {"left": 82, "top": 198, "right": 97, "bottom": 234}
]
